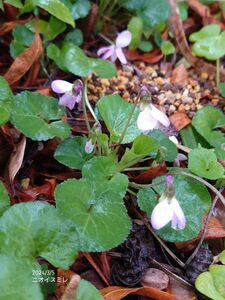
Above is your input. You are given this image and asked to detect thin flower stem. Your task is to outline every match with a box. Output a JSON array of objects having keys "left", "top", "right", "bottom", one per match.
[
  {"left": 184, "top": 187, "right": 224, "bottom": 267},
  {"left": 124, "top": 166, "right": 151, "bottom": 171},
  {"left": 127, "top": 188, "right": 137, "bottom": 196},
  {"left": 168, "top": 171, "right": 225, "bottom": 207},
  {"left": 82, "top": 78, "right": 90, "bottom": 132},
  {"left": 83, "top": 77, "right": 98, "bottom": 123},
  {"left": 98, "top": 33, "right": 113, "bottom": 45},
  {"left": 128, "top": 179, "right": 166, "bottom": 189},
  {"left": 216, "top": 58, "right": 220, "bottom": 90}
]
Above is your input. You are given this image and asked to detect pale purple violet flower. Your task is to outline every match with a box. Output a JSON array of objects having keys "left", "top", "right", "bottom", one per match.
[
  {"left": 97, "top": 30, "right": 132, "bottom": 64},
  {"left": 85, "top": 139, "right": 95, "bottom": 154},
  {"left": 51, "top": 80, "right": 83, "bottom": 110},
  {"left": 150, "top": 176, "right": 186, "bottom": 230},
  {"left": 137, "top": 104, "right": 170, "bottom": 134}
]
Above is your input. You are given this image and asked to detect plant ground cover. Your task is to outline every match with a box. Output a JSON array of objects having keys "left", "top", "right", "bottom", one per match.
[{"left": 0, "top": 0, "right": 225, "bottom": 299}]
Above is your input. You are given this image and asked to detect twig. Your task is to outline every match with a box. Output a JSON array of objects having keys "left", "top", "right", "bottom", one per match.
[
  {"left": 135, "top": 209, "right": 185, "bottom": 268},
  {"left": 184, "top": 187, "right": 225, "bottom": 267}
]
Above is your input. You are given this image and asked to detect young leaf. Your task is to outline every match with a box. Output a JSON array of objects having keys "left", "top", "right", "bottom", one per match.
[
  {"left": 195, "top": 272, "right": 225, "bottom": 300},
  {"left": 76, "top": 279, "right": 104, "bottom": 300},
  {"left": 192, "top": 107, "right": 225, "bottom": 148},
  {"left": 0, "top": 201, "right": 79, "bottom": 269},
  {"left": 188, "top": 147, "right": 224, "bottom": 180},
  {"left": 210, "top": 265, "right": 225, "bottom": 297},
  {"left": 128, "top": 16, "right": 143, "bottom": 50},
  {"left": 0, "top": 254, "right": 44, "bottom": 300},
  {"left": 0, "top": 181, "right": 10, "bottom": 217},
  {"left": 118, "top": 135, "right": 159, "bottom": 170},
  {"left": 33, "top": 0, "right": 75, "bottom": 27},
  {"left": 138, "top": 171, "right": 211, "bottom": 242},
  {"left": 54, "top": 136, "right": 93, "bottom": 169},
  {"left": 189, "top": 24, "right": 225, "bottom": 60},
  {"left": 97, "top": 94, "right": 140, "bottom": 144},
  {"left": 219, "top": 250, "right": 225, "bottom": 264},
  {"left": 55, "top": 174, "right": 131, "bottom": 252},
  {"left": 0, "top": 76, "right": 13, "bottom": 125},
  {"left": 43, "top": 16, "right": 66, "bottom": 42},
  {"left": 10, "top": 91, "right": 71, "bottom": 141},
  {"left": 219, "top": 82, "right": 225, "bottom": 97},
  {"left": 138, "top": 40, "right": 153, "bottom": 52},
  {"left": 161, "top": 40, "right": 175, "bottom": 56}
]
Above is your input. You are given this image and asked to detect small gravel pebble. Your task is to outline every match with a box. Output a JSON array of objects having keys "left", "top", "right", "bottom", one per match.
[{"left": 87, "top": 63, "right": 224, "bottom": 117}]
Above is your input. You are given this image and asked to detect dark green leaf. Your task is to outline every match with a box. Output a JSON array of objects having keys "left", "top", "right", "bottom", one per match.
[
  {"left": 120, "top": 0, "right": 170, "bottom": 28},
  {"left": 0, "top": 201, "right": 79, "bottom": 269},
  {"left": 0, "top": 181, "right": 10, "bottom": 216},
  {"left": 0, "top": 76, "right": 13, "bottom": 125},
  {"left": 10, "top": 24, "right": 34, "bottom": 58},
  {"left": 97, "top": 94, "right": 140, "bottom": 144},
  {"left": 55, "top": 174, "right": 131, "bottom": 251},
  {"left": 139, "top": 171, "right": 211, "bottom": 242},
  {"left": 54, "top": 136, "right": 93, "bottom": 169},
  {"left": 192, "top": 106, "right": 225, "bottom": 148},
  {"left": 43, "top": 16, "right": 66, "bottom": 42},
  {"left": 10, "top": 91, "right": 71, "bottom": 141},
  {"left": 0, "top": 254, "right": 43, "bottom": 300},
  {"left": 138, "top": 40, "right": 153, "bottom": 52},
  {"left": 219, "top": 82, "right": 225, "bottom": 97},
  {"left": 65, "top": 29, "right": 83, "bottom": 46}
]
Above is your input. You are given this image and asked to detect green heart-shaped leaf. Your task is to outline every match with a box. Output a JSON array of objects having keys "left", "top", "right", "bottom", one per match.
[
  {"left": 0, "top": 254, "right": 43, "bottom": 300},
  {"left": 192, "top": 106, "right": 225, "bottom": 148},
  {"left": 76, "top": 279, "right": 104, "bottom": 300},
  {"left": 137, "top": 170, "right": 211, "bottom": 242},
  {"left": 0, "top": 202, "right": 78, "bottom": 269},
  {"left": 189, "top": 24, "right": 225, "bottom": 60},
  {"left": 10, "top": 91, "right": 71, "bottom": 141},
  {"left": 55, "top": 173, "right": 131, "bottom": 251},
  {"left": 54, "top": 136, "right": 93, "bottom": 169}
]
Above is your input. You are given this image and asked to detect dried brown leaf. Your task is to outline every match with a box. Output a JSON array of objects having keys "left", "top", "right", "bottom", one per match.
[{"left": 4, "top": 31, "right": 43, "bottom": 85}]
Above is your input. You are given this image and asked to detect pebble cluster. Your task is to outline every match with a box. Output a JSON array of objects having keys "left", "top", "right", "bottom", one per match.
[{"left": 87, "top": 62, "right": 225, "bottom": 118}]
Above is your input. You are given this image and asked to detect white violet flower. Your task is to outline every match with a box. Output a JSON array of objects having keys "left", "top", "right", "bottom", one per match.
[
  {"left": 137, "top": 104, "right": 170, "bottom": 134},
  {"left": 97, "top": 30, "right": 132, "bottom": 64},
  {"left": 51, "top": 79, "right": 83, "bottom": 110},
  {"left": 85, "top": 139, "right": 95, "bottom": 154},
  {"left": 150, "top": 175, "right": 186, "bottom": 230}
]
